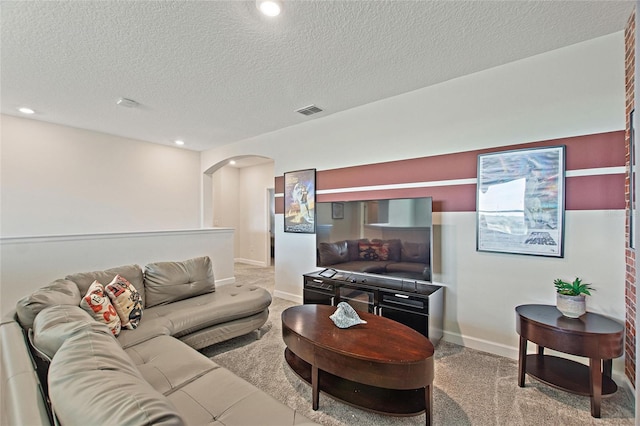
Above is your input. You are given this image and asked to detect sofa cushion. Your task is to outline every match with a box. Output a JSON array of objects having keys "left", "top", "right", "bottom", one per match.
[
  {"left": 125, "top": 335, "right": 219, "bottom": 395},
  {"left": 318, "top": 240, "right": 349, "bottom": 266},
  {"left": 79, "top": 280, "right": 122, "bottom": 336},
  {"left": 105, "top": 275, "right": 143, "bottom": 330},
  {"left": 144, "top": 256, "right": 215, "bottom": 308},
  {"left": 16, "top": 279, "right": 81, "bottom": 330},
  {"left": 178, "top": 309, "right": 269, "bottom": 350},
  {"left": 401, "top": 241, "right": 429, "bottom": 263},
  {"left": 346, "top": 238, "right": 369, "bottom": 261},
  {"left": 146, "top": 284, "right": 272, "bottom": 338},
  {"left": 66, "top": 264, "right": 145, "bottom": 308},
  {"left": 48, "top": 315, "right": 185, "bottom": 426},
  {"left": 32, "top": 305, "right": 102, "bottom": 360},
  {"left": 166, "top": 367, "right": 313, "bottom": 426},
  {"left": 385, "top": 262, "right": 430, "bottom": 282},
  {"left": 117, "top": 314, "right": 173, "bottom": 349}
]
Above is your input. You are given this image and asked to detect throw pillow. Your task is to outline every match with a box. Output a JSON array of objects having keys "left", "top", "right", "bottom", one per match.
[
  {"left": 79, "top": 280, "right": 121, "bottom": 336},
  {"left": 372, "top": 239, "right": 401, "bottom": 261},
  {"left": 105, "top": 275, "right": 143, "bottom": 330},
  {"left": 358, "top": 242, "right": 389, "bottom": 261}
]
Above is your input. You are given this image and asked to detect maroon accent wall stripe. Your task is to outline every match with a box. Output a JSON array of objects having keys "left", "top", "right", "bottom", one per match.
[
  {"left": 481, "top": 131, "right": 625, "bottom": 171},
  {"left": 316, "top": 151, "right": 478, "bottom": 190},
  {"left": 275, "top": 176, "right": 284, "bottom": 194},
  {"left": 274, "top": 131, "right": 625, "bottom": 214},
  {"left": 565, "top": 174, "right": 626, "bottom": 210},
  {"left": 276, "top": 197, "right": 284, "bottom": 214}
]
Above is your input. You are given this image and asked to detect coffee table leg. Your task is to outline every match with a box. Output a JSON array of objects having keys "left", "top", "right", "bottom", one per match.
[
  {"left": 312, "top": 364, "right": 319, "bottom": 410},
  {"left": 425, "top": 384, "right": 432, "bottom": 426},
  {"left": 589, "top": 358, "right": 602, "bottom": 418}
]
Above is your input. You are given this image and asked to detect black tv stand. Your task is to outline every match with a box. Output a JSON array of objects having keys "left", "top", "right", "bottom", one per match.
[{"left": 303, "top": 270, "right": 444, "bottom": 343}]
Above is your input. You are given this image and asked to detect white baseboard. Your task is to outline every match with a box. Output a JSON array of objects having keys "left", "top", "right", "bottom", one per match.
[
  {"left": 443, "top": 330, "right": 631, "bottom": 388},
  {"left": 274, "top": 290, "right": 302, "bottom": 304},
  {"left": 215, "top": 277, "right": 235, "bottom": 287},
  {"left": 443, "top": 331, "right": 519, "bottom": 360},
  {"left": 235, "top": 258, "right": 269, "bottom": 267},
  {"left": 620, "top": 375, "right": 636, "bottom": 397}
]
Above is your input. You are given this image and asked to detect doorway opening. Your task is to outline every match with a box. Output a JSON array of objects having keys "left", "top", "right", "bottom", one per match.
[{"left": 204, "top": 155, "right": 274, "bottom": 267}]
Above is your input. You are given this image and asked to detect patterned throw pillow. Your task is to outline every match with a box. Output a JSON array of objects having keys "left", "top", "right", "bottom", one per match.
[
  {"left": 105, "top": 275, "right": 143, "bottom": 330},
  {"left": 358, "top": 242, "right": 390, "bottom": 261},
  {"left": 79, "top": 280, "right": 121, "bottom": 336}
]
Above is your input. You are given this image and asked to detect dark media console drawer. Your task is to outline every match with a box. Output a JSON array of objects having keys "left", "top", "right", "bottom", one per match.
[
  {"left": 379, "top": 291, "right": 429, "bottom": 315},
  {"left": 303, "top": 277, "right": 336, "bottom": 306},
  {"left": 305, "top": 278, "right": 334, "bottom": 292}
]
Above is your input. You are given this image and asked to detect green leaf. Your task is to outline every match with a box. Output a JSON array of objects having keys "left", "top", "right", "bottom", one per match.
[{"left": 553, "top": 277, "right": 594, "bottom": 296}]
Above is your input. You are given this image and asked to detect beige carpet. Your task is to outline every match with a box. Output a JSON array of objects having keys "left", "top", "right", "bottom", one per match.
[{"left": 201, "top": 263, "right": 635, "bottom": 425}]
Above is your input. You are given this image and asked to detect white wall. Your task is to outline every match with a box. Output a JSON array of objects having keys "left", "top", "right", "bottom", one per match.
[
  {"left": 211, "top": 161, "right": 274, "bottom": 266},
  {"left": 0, "top": 116, "right": 224, "bottom": 317},
  {"left": 201, "top": 33, "right": 627, "bottom": 369},
  {"left": 435, "top": 211, "right": 625, "bottom": 348},
  {"left": 0, "top": 228, "right": 235, "bottom": 316},
  {"left": 236, "top": 162, "right": 274, "bottom": 266},
  {"left": 1, "top": 114, "right": 201, "bottom": 236},
  {"left": 212, "top": 166, "right": 240, "bottom": 256}
]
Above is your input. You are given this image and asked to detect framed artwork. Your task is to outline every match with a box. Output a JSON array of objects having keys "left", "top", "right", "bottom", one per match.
[
  {"left": 332, "top": 202, "right": 344, "bottom": 219},
  {"left": 284, "top": 169, "right": 316, "bottom": 233},
  {"left": 476, "top": 145, "right": 565, "bottom": 257}
]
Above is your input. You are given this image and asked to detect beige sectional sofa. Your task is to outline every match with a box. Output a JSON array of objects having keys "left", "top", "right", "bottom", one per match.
[{"left": 1, "top": 256, "right": 317, "bottom": 426}]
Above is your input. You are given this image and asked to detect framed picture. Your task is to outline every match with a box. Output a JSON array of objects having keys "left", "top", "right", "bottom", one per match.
[
  {"left": 331, "top": 202, "right": 344, "bottom": 219},
  {"left": 476, "top": 145, "right": 565, "bottom": 257},
  {"left": 284, "top": 169, "right": 316, "bottom": 233}
]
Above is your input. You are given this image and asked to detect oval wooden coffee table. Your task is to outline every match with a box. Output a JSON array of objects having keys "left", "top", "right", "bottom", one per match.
[{"left": 282, "top": 304, "right": 435, "bottom": 425}]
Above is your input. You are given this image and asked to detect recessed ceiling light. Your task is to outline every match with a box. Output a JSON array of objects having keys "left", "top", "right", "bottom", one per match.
[
  {"left": 18, "top": 107, "right": 35, "bottom": 114},
  {"left": 229, "top": 160, "right": 237, "bottom": 165},
  {"left": 175, "top": 140, "right": 185, "bottom": 146},
  {"left": 257, "top": 0, "right": 281, "bottom": 17}
]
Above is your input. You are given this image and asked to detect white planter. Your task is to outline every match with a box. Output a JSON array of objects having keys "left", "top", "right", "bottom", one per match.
[{"left": 556, "top": 293, "right": 586, "bottom": 318}]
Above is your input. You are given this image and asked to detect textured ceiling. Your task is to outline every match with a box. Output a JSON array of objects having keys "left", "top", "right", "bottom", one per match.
[{"left": 1, "top": 1, "right": 634, "bottom": 152}]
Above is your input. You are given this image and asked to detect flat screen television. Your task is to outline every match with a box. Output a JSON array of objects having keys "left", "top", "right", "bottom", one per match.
[{"left": 316, "top": 197, "right": 433, "bottom": 282}]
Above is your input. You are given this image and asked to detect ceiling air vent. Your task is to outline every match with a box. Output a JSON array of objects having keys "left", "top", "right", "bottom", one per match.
[{"left": 295, "top": 105, "right": 323, "bottom": 116}]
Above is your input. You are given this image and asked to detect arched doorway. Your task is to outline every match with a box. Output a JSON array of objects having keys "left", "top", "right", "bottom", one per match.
[{"left": 203, "top": 155, "right": 275, "bottom": 267}]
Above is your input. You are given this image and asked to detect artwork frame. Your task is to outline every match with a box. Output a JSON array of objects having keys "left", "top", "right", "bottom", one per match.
[
  {"left": 284, "top": 169, "right": 316, "bottom": 233},
  {"left": 331, "top": 202, "right": 344, "bottom": 219},
  {"left": 476, "top": 145, "right": 565, "bottom": 257}
]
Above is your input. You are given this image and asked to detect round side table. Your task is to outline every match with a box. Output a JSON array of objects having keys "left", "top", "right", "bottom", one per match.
[{"left": 515, "top": 304, "right": 624, "bottom": 418}]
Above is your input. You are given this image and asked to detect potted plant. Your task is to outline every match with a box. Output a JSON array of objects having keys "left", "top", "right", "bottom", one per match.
[{"left": 554, "top": 277, "right": 595, "bottom": 318}]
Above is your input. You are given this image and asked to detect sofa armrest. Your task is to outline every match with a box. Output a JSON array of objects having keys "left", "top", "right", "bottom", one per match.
[{"left": 1, "top": 317, "right": 52, "bottom": 426}]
